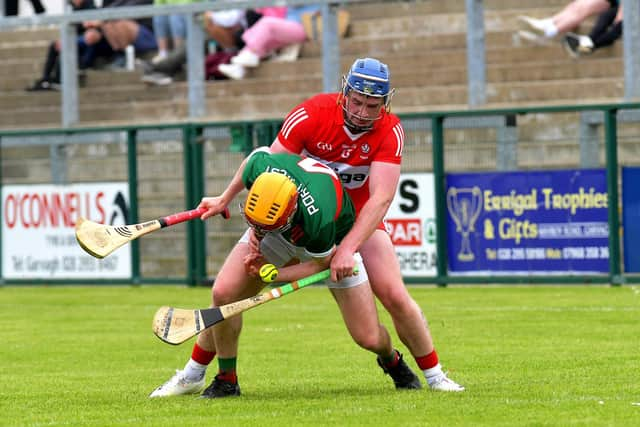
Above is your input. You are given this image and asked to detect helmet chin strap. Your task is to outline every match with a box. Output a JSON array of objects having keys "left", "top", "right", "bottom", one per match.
[
  {"left": 343, "top": 111, "right": 374, "bottom": 133},
  {"left": 341, "top": 94, "right": 383, "bottom": 133}
]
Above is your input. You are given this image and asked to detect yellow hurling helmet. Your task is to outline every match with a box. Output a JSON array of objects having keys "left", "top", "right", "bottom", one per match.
[{"left": 244, "top": 172, "right": 298, "bottom": 234}]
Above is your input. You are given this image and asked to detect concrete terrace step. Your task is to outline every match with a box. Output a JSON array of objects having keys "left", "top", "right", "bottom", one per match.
[
  {"left": 0, "top": 72, "right": 624, "bottom": 127},
  {"left": 1, "top": 75, "right": 625, "bottom": 130},
  {"left": 3, "top": 52, "right": 623, "bottom": 111},
  {"left": 347, "top": 7, "right": 564, "bottom": 38},
  {"left": 0, "top": 38, "right": 623, "bottom": 94},
  {"left": 0, "top": 26, "right": 58, "bottom": 43},
  {"left": 0, "top": 40, "right": 51, "bottom": 60},
  {"left": 344, "top": 0, "right": 566, "bottom": 21},
  {"left": 302, "top": 30, "right": 522, "bottom": 59}
]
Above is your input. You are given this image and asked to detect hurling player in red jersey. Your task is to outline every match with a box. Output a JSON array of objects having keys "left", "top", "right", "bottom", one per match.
[{"left": 270, "top": 57, "right": 465, "bottom": 391}]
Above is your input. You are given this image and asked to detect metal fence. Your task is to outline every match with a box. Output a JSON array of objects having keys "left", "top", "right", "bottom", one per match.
[
  {"left": 2, "top": 101, "right": 640, "bottom": 285},
  {"left": 1, "top": 0, "right": 639, "bottom": 127}
]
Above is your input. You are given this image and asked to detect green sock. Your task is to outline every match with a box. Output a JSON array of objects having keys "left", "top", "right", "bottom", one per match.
[
  {"left": 380, "top": 349, "right": 398, "bottom": 367},
  {"left": 218, "top": 357, "right": 237, "bottom": 372}
]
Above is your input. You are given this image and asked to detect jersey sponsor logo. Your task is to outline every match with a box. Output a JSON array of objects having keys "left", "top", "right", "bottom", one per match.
[
  {"left": 298, "top": 186, "right": 320, "bottom": 216},
  {"left": 332, "top": 163, "right": 369, "bottom": 188},
  {"left": 281, "top": 107, "right": 309, "bottom": 139},
  {"left": 340, "top": 144, "right": 357, "bottom": 159},
  {"left": 301, "top": 152, "right": 370, "bottom": 189},
  {"left": 316, "top": 141, "right": 333, "bottom": 151}
]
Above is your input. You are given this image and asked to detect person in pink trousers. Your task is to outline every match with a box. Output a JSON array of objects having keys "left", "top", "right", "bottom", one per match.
[{"left": 218, "top": 5, "right": 317, "bottom": 80}]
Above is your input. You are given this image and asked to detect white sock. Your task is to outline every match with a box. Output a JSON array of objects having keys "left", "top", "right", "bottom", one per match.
[
  {"left": 542, "top": 19, "right": 558, "bottom": 38},
  {"left": 183, "top": 359, "right": 207, "bottom": 381},
  {"left": 423, "top": 363, "right": 444, "bottom": 384}
]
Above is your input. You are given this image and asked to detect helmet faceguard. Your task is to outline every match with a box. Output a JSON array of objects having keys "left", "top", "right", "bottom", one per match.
[
  {"left": 340, "top": 57, "right": 395, "bottom": 132},
  {"left": 243, "top": 172, "right": 298, "bottom": 238}
]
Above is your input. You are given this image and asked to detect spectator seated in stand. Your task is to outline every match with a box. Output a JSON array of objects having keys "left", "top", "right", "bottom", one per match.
[
  {"left": 562, "top": 4, "right": 623, "bottom": 58},
  {"left": 26, "top": 0, "right": 96, "bottom": 91},
  {"left": 217, "top": 5, "right": 319, "bottom": 81},
  {"left": 517, "top": 0, "right": 619, "bottom": 44},
  {"left": 77, "top": 0, "right": 157, "bottom": 71},
  {"left": 141, "top": 7, "right": 285, "bottom": 85},
  {"left": 151, "top": 0, "right": 198, "bottom": 64}
]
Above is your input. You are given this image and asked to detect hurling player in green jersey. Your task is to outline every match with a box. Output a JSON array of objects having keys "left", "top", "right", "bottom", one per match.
[{"left": 149, "top": 148, "right": 421, "bottom": 399}]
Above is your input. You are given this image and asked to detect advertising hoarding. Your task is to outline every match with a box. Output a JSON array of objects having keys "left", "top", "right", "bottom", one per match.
[
  {"left": 2, "top": 183, "right": 131, "bottom": 279},
  {"left": 445, "top": 170, "right": 609, "bottom": 274}
]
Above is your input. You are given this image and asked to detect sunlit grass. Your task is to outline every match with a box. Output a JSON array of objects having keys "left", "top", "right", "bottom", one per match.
[{"left": 1, "top": 284, "right": 638, "bottom": 426}]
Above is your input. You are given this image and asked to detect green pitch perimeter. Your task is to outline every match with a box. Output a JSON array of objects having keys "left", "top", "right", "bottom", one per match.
[{"left": 1, "top": 285, "right": 638, "bottom": 426}]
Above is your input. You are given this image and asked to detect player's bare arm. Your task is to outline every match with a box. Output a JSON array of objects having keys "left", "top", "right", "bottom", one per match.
[
  {"left": 269, "top": 138, "right": 291, "bottom": 154},
  {"left": 258, "top": 253, "right": 333, "bottom": 284},
  {"left": 198, "top": 151, "right": 257, "bottom": 220},
  {"left": 331, "top": 161, "right": 401, "bottom": 281}
]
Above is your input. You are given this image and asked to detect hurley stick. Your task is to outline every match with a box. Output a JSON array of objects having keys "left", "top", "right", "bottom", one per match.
[
  {"left": 152, "top": 269, "right": 333, "bottom": 345},
  {"left": 75, "top": 207, "right": 229, "bottom": 259}
]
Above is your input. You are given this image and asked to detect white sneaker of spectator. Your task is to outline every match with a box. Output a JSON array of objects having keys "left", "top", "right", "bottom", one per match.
[
  {"left": 576, "top": 34, "right": 594, "bottom": 53},
  {"left": 141, "top": 72, "right": 173, "bottom": 86},
  {"left": 231, "top": 49, "right": 260, "bottom": 67},
  {"left": 218, "top": 63, "right": 246, "bottom": 80},
  {"left": 272, "top": 43, "right": 302, "bottom": 63},
  {"left": 563, "top": 33, "right": 594, "bottom": 58},
  {"left": 151, "top": 52, "right": 168, "bottom": 65},
  {"left": 517, "top": 15, "right": 558, "bottom": 42}
]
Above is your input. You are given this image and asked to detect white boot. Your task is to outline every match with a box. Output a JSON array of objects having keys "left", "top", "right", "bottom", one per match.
[
  {"left": 149, "top": 369, "right": 206, "bottom": 398},
  {"left": 218, "top": 63, "right": 246, "bottom": 80},
  {"left": 231, "top": 49, "right": 260, "bottom": 67}
]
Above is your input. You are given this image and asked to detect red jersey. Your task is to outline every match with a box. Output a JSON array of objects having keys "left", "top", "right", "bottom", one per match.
[{"left": 276, "top": 93, "right": 405, "bottom": 213}]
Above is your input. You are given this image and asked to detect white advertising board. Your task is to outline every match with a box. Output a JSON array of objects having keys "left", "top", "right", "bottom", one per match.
[
  {"left": 386, "top": 173, "right": 437, "bottom": 277},
  {"left": 2, "top": 183, "right": 131, "bottom": 279}
]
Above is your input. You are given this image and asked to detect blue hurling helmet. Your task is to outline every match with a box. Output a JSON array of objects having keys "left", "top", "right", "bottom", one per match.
[
  {"left": 341, "top": 58, "right": 395, "bottom": 132},
  {"left": 342, "top": 57, "right": 395, "bottom": 108}
]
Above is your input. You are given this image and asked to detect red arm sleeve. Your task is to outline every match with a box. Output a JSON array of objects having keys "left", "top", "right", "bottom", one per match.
[
  {"left": 277, "top": 98, "right": 321, "bottom": 153},
  {"left": 371, "top": 117, "right": 404, "bottom": 165}
]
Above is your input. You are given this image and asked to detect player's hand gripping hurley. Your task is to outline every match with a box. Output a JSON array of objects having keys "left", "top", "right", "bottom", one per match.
[
  {"left": 75, "top": 207, "right": 230, "bottom": 259},
  {"left": 153, "top": 268, "right": 346, "bottom": 345}
]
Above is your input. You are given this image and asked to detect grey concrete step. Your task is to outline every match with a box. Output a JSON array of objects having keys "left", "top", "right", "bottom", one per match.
[
  {"left": 345, "top": 0, "right": 567, "bottom": 21},
  {"left": 0, "top": 26, "right": 58, "bottom": 43},
  {"left": 347, "top": 7, "right": 566, "bottom": 38},
  {"left": 4, "top": 46, "right": 623, "bottom": 107},
  {"left": 0, "top": 74, "right": 625, "bottom": 129}
]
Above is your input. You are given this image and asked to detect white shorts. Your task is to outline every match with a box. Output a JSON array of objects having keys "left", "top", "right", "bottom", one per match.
[{"left": 239, "top": 229, "right": 368, "bottom": 289}]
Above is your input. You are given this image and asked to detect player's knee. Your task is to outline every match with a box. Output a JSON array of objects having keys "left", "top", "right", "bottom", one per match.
[
  {"left": 380, "top": 290, "right": 418, "bottom": 317},
  {"left": 212, "top": 281, "right": 235, "bottom": 305},
  {"left": 352, "top": 330, "right": 383, "bottom": 352}
]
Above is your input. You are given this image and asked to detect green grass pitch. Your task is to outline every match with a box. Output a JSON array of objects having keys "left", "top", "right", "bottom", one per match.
[{"left": 1, "top": 284, "right": 639, "bottom": 426}]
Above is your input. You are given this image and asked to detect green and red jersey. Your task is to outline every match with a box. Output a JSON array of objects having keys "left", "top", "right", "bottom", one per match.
[{"left": 242, "top": 150, "right": 356, "bottom": 258}]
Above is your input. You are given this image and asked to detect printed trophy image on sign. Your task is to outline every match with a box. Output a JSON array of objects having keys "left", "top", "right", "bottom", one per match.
[{"left": 447, "top": 186, "right": 483, "bottom": 261}]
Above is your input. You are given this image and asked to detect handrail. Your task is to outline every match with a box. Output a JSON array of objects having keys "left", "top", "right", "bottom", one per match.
[
  {"left": 0, "top": 0, "right": 366, "bottom": 127},
  {"left": 1, "top": 0, "right": 638, "bottom": 126},
  {"left": 2, "top": 102, "right": 640, "bottom": 285},
  {"left": 2, "top": 101, "right": 640, "bottom": 138},
  {"left": 0, "top": 0, "right": 363, "bottom": 28}
]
